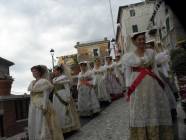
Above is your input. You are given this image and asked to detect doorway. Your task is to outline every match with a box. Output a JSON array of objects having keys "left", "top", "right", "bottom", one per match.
[{"left": 0, "top": 114, "right": 4, "bottom": 137}]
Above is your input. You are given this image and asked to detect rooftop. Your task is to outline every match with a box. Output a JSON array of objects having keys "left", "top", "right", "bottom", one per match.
[
  {"left": 0, "top": 57, "right": 14, "bottom": 66},
  {"left": 74, "top": 38, "right": 110, "bottom": 48}
]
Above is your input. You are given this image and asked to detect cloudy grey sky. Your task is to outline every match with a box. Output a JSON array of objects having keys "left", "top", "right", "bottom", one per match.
[{"left": 0, "top": 0, "right": 142, "bottom": 94}]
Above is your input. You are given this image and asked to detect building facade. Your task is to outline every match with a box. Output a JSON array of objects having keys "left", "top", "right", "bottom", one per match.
[
  {"left": 147, "top": 0, "right": 186, "bottom": 51},
  {"left": 0, "top": 57, "right": 14, "bottom": 97},
  {"left": 117, "top": 1, "right": 155, "bottom": 53},
  {"left": 0, "top": 57, "right": 14, "bottom": 76},
  {"left": 57, "top": 54, "right": 78, "bottom": 66},
  {"left": 57, "top": 54, "right": 80, "bottom": 76},
  {"left": 0, "top": 57, "right": 29, "bottom": 138},
  {"left": 116, "top": 25, "right": 125, "bottom": 55},
  {"left": 74, "top": 37, "right": 110, "bottom": 64}
]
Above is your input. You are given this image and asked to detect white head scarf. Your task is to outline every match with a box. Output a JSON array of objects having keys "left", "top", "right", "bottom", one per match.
[
  {"left": 62, "top": 64, "right": 73, "bottom": 83},
  {"left": 79, "top": 61, "right": 91, "bottom": 71},
  {"left": 40, "top": 65, "right": 51, "bottom": 80}
]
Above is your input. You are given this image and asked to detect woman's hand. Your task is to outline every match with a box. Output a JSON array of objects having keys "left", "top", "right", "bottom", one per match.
[
  {"left": 42, "top": 108, "right": 47, "bottom": 115},
  {"left": 41, "top": 105, "right": 47, "bottom": 115},
  {"left": 140, "top": 57, "right": 145, "bottom": 64},
  {"left": 80, "top": 80, "right": 87, "bottom": 85}
]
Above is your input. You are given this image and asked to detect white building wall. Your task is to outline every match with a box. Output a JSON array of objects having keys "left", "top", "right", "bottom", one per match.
[
  {"left": 146, "top": 0, "right": 186, "bottom": 52},
  {"left": 120, "top": 2, "right": 154, "bottom": 52},
  {"left": 153, "top": 1, "right": 177, "bottom": 50}
]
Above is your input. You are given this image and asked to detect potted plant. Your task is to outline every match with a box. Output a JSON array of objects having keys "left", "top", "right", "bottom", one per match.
[{"left": 0, "top": 72, "right": 14, "bottom": 96}]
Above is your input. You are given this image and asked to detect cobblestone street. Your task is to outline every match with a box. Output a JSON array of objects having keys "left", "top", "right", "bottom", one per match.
[
  {"left": 66, "top": 99, "right": 130, "bottom": 140},
  {"left": 177, "top": 102, "right": 186, "bottom": 140},
  {"left": 6, "top": 98, "right": 186, "bottom": 140},
  {"left": 65, "top": 98, "right": 186, "bottom": 140}
]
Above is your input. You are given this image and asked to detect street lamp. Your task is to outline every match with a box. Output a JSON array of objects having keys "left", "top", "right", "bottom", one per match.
[{"left": 50, "top": 49, "right": 54, "bottom": 70}]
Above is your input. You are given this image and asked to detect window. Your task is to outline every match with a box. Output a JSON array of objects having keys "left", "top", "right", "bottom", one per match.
[
  {"left": 165, "top": 7, "right": 169, "bottom": 15},
  {"left": 132, "top": 25, "right": 138, "bottom": 33},
  {"left": 152, "top": 18, "right": 155, "bottom": 26},
  {"left": 130, "top": 9, "right": 135, "bottom": 17},
  {"left": 93, "top": 48, "right": 100, "bottom": 57},
  {"left": 159, "top": 29, "right": 162, "bottom": 40},
  {"left": 166, "top": 17, "right": 170, "bottom": 32}
]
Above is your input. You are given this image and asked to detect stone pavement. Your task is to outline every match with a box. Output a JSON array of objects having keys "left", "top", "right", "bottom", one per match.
[
  {"left": 66, "top": 99, "right": 130, "bottom": 140},
  {"left": 66, "top": 98, "right": 186, "bottom": 140},
  {"left": 177, "top": 102, "right": 186, "bottom": 140},
  {"left": 6, "top": 98, "right": 186, "bottom": 140}
]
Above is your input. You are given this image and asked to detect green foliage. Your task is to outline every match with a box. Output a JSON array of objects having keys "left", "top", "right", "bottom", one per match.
[
  {"left": 0, "top": 71, "right": 14, "bottom": 81},
  {"left": 170, "top": 48, "right": 186, "bottom": 75}
]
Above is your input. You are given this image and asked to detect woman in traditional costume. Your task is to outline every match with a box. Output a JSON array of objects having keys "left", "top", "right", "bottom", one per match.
[
  {"left": 52, "top": 65, "right": 80, "bottom": 133},
  {"left": 123, "top": 32, "right": 174, "bottom": 140},
  {"left": 155, "top": 51, "right": 177, "bottom": 117},
  {"left": 92, "top": 57, "right": 111, "bottom": 104},
  {"left": 104, "top": 56, "right": 123, "bottom": 100},
  {"left": 28, "top": 65, "right": 64, "bottom": 140},
  {"left": 115, "top": 54, "right": 126, "bottom": 92},
  {"left": 155, "top": 51, "right": 179, "bottom": 139},
  {"left": 77, "top": 61, "right": 100, "bottom": 117},
  {"left": 155, "top": 50, "right": 179, "bottom": 100}
]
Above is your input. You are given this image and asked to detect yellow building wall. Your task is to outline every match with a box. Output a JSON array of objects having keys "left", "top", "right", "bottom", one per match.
[{"left": 77, "top": 42, "right": 109, "bottom": 62}]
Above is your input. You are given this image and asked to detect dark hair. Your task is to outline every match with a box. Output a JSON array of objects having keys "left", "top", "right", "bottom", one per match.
[
  {"left": 116, "top": 55, "right": 120, "bottom": 58},
  {"left": 31, "top": 65, "right": 45, "bottom": 77},
  {"left": 54, "top": 65, "right": 64, "bottom": 74},
  {"left": 79, "top": 63, "right": 87, "bottom": 66},
  {"left": 106, "top": 56, "right": 112, "bottom": 60}
]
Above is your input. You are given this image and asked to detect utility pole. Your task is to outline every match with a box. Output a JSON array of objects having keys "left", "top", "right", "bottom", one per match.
[{"left": 108, "top": 0, "right": 116, "bottom": 37}]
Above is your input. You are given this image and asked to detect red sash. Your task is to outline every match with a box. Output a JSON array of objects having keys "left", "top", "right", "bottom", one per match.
[
  {"left": 126, "top": 67, "right": 165, "bottom": 101},
  {"left": 80, "top": 79, "right": 92, "bottom": 86}
]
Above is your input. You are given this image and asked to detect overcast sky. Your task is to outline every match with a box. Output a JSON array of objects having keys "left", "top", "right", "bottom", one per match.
[{"left": 0, "top": 0, "right": 142, "bottom": 94}]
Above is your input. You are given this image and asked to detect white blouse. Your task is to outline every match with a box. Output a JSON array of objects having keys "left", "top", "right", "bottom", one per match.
[{"left": 122, "top": 49, "right": 158, "bottom": 87}]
